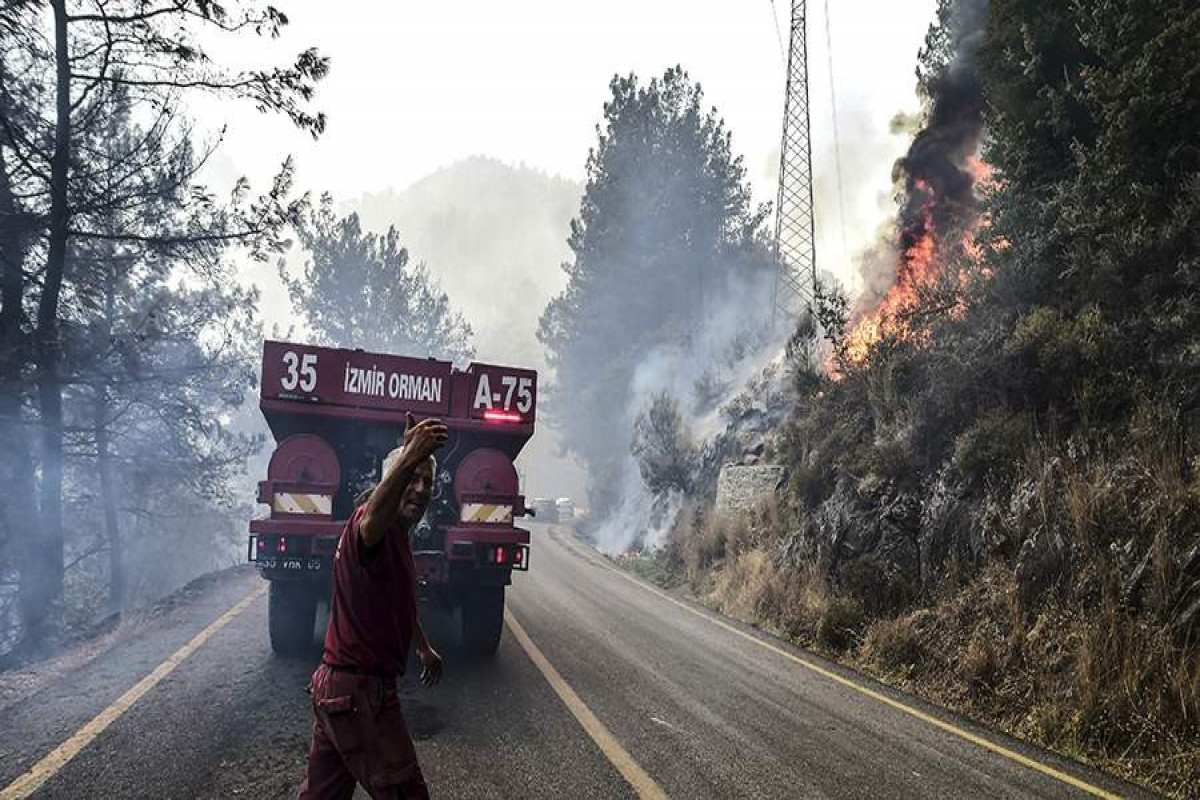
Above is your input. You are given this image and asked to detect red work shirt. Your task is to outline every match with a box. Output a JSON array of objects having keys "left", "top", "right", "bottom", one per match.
[{"left": 321, "top": 505, "right": 417, "bottom": 675}]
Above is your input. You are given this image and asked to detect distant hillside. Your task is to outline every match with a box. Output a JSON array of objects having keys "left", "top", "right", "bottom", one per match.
[
  {"left": 344, "top": 157, "right": 588, "bottom": 502},
  {"left": 345, "top": 156, "right": 579, "bottom": 370}
]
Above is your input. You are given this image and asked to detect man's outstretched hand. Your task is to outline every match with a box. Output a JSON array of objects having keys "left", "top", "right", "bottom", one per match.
[
  {"left": 417, "top": 642, "right": 443, "bottom": 687},
  {"left": 403, "top": 411, "right": 448, "bottom": 462}
]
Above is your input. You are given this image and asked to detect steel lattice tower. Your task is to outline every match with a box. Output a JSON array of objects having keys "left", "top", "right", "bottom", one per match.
[{"left": 772, "top": 0, "right": 818, "bottom": 327}]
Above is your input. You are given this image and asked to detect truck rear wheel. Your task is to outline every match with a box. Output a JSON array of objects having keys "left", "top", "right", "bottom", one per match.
[
  {"left": 461, "top": 587, "right": 505, "bottom": 656},
  {"left": 269, "top": 581, "right": 317, "bottom": 656}
]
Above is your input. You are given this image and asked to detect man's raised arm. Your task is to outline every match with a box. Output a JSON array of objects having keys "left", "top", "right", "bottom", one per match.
[{"left": 360, "top": 413, "right": 448, "bottom": 548}]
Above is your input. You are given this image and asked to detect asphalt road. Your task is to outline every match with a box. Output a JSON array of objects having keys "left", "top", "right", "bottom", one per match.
[{"left": 0, "top": 524, "right": 1150, "bottom": 799}]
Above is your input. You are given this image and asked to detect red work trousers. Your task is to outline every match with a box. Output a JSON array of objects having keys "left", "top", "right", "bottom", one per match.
[{"left": 298, "top": 664, "right": 430, "bottom": 800}]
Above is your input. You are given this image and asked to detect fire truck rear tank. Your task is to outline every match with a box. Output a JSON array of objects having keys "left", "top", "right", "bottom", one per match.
[{"left": 249, "top": 340, "right": 536, "bottom": 657}]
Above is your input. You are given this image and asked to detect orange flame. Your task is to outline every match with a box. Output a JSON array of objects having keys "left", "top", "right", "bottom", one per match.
[{"left": 841, "top": 156, "right": 992, "bottom": 366}]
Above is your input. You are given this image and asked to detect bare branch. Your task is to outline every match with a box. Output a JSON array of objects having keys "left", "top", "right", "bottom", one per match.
[
  {"left": 0, "top": 110, "right": 52, "bottom": 183},
  {"left": 68, "top": 0, "right": 115, "bottom": 113},
  {"left": 66, "top": 3, "right": 188, "bottom": 27},
  {"left": 71, "top": 71, "right": 260, "bottom": 92},
  {"left": 68, "top": 1, "right": 284, "bottom": 36},
  {"left": 64, "top": 540, "right": 108, "bottom": 573}
]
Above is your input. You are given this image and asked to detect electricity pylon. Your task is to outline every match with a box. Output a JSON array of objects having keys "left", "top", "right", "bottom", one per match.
[{"left": 772, "top": 0, "right": 818, "bottom": 329}]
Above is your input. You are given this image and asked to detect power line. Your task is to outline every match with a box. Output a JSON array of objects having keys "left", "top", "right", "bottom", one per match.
[
  {"left": 824, "top": 0, "right": 849, "bottom": 261},
  {"left": 767, "top": 0, "right": 787, "bottom": 63}
]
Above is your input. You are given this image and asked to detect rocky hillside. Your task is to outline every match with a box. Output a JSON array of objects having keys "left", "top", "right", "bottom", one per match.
[{"left": 629, "top": 1, "right": 1200, "bottom": 795}]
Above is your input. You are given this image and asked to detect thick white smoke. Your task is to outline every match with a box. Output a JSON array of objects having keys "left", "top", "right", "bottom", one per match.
[{"left": 590, "top": 267, "right": 781, "bottom": 553}]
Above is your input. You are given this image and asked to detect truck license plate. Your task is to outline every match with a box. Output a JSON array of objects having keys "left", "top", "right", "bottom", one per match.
[{"left": 258, "top": 556, "right": 322, "bottom": 571}]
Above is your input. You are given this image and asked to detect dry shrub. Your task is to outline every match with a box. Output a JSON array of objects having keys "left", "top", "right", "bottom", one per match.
[
  {"left": 713, "top": 549, "right": 776, "bottom": 620},
  {"left": 704, "top": 547, "right": 838, "bottom": 645},
  {"left": 1057, "top": 451, "right": 1149, "bottom": 562},
  {"left": 1025, "top": 702, "right": 1081, "bottom": 756},
  {"left": 1033, "top": 403, "right": 1198, "bottom": 613},
  {"left": 817, "top": 596, "right": 864, "bottom": 651},
  {"left": 862, "top": 615, "right": 924, "bottom": 670},
  {"left": 711, "top": 550, "right": 790, "bottom": 622},
  {"left": 1072, "top": 607, "right": 1200, "bottom": 774},
  {"left": 854, "top": 562, "right": 1198, "bottom": 794},
  {"left": 773, "top": 560, "right": 837, "bottom": 642},
  {"left": 759, "top": 492, "right": 787, "bottom": 537},
  {"left": 696, "top": 507, "right": 858, "bottom": 649},
  {"left": 740, "top": 493, "right": 787, "bottom": 553},
  {"left": 667, "top": 503, "right": 744, "bottom": 580},
  {"left": 691, "top": 509, "right": 731, "bottom": 570},
  {"left": 1062, "top": 461, "right": 1120, "bottom": 557},
  {"left": 1002, "top": 579, "right": 1198, "bottom": 794},
  {"left": 840, "top": 554, "right": 917, "bottom": 616},
  {"left": 961, "top": 633, "right": 1000, "bottom": 693},
  {"left": 721, "top": 508, "right": 757, "bottom": 560}
]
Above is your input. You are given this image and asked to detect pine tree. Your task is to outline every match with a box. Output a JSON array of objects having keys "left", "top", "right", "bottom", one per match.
[
  {"left": 537, "top": 67, "right": 771, "bottom": 514},
  {"left": 285, "top": 196, "right": 475, "bottom": 364}
]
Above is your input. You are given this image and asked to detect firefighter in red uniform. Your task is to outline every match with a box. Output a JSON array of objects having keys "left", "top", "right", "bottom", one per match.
[{"left": 299, "top": 413, "right": 448, "bottom": 800}]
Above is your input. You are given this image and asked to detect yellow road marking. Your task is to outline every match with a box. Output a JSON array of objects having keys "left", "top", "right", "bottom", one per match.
[
  {"left": 1, "top": 584, "right": 267, "bottom": 800},
  {"left": 553, "top": 530, "right": 1121, "bottom": 800},
  {"left": 504, "top": 608, "right": 668, "bottom": 800}
]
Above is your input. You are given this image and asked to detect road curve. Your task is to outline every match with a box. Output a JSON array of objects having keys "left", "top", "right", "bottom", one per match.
[{"left": 0, "top": 524, "right": 1148, "bottom": 799}]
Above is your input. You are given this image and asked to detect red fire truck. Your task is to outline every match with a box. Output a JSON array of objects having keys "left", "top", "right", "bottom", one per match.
[{"left": 248, "top": 340, "right": 536, "bottom": 656}]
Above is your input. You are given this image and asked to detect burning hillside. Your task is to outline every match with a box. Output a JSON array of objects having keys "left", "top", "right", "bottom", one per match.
[
  {"left": 845, "top": 159, "right": 992, "bottom": 362},
  {"left": 844, "top": 0, "right": 990, "bottom": 363}
]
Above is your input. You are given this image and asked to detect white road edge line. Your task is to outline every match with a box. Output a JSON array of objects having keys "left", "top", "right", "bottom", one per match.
[
  {"left": 1, "top": 583, "right": 268, "bottom": 800},
  {"left": 504, "top": 608, "right": 668, "bottom": 800},
  {"left": 552, "top": 528, "right": 1122, "bottom": 800}
]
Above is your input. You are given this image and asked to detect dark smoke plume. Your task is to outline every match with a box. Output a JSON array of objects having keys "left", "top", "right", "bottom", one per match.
[{"left": 853, "top": 0, "right": 989, "bottom": 318}]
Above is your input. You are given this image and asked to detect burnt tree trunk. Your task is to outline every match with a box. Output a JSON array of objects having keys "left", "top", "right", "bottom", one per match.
[
  {"left": 96, "top": 257, "right": 123, "bottom": 613},
  {"left": 0, "top": 93, "right": 41, "bottom": 643},
  {"left": 29, "top": 0, "right": 72, "bottom": 637},
  {"left": 96, "top": 405, "right": 123, "bottom": 613}
]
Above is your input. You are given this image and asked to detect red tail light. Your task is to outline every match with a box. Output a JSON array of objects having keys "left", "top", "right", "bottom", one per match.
[
  {"left": 277, "top": 537, "right": 287, "bottom": 554},
  {"left": 483, "top": 411, "right": 522, "bottom": 423},
  {"left": 495, "top": 546, "right": 507, "bottom": 564}
]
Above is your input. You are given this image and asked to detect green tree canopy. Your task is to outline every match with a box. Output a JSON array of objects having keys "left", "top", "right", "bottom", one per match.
[
  {"left": 58, "top": 89, "right": 263, "bottom": 613},
  {"left": 632, "top": 393, "right": 698, "bottom": 496},
  {"left": 285, "top": 196, "right": 474, "bottom": 363},
  {"left": 537, "top": 66, "right": 772, "bottom": 510},
  {"left": 972, "top": 0, "right": 1200, "bottom": 420}
]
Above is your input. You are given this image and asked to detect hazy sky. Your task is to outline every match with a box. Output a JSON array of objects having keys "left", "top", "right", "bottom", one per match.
[
  {"left": 197, "top": 0, "right": 940, "bottom": 503},
  {"left": 203, "top": 0, "right": 938, "bottom": 293}
]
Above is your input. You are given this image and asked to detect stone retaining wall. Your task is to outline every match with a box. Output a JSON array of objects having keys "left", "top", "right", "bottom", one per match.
[{"left": 715, "top": 464, "right": 786, "bottom": 512}]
